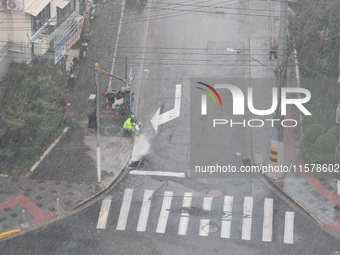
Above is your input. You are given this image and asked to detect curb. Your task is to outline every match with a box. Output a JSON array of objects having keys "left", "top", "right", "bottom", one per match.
[
  {"left": 0, "top": 139, "right": 134, "bottom": 242},
  {"left": 24, "top": 127, "right": 70, "bottom": 178},
  {"left": 0, "top": 229, "right": 21, "bottom": 239}
]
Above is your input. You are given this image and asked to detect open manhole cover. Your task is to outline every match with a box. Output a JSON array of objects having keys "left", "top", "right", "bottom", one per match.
[
  {"left": 201, "top": 224, "right": 219, "bottom": 233},
  {"left": 128, "top": 160, "right": 141, "bottom": 168},
  {"left": 105, "top": 127, "right": 120, "bottom": 134},
  {"left": 204, "top": 190, "right": 222, "bottom": 198}
]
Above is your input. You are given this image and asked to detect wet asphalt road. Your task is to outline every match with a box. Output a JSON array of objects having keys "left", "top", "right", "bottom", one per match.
[{"left": 1, "top": 0, "right": 340, "bottom": 254}]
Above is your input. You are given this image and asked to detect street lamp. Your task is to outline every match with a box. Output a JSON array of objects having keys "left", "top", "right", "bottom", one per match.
[
  {"left": 226, "top": 48, "right": 276, "bottom": 71},
  {"left": 94, "top": 63, "right": 101, "bottom": 183}
]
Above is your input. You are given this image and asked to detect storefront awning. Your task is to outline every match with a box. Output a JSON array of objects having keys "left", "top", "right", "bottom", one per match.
[
  {"left": 56, "top": 0, "right": 70, "bottom": 9},
  {"left": 25, "top": 0, "right": 50, "bottom": 16}
]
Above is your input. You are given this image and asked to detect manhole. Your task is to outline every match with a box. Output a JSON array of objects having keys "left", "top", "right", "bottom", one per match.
[
  {"left": 202, "top": 224, "right": 219, "bottom": 233},
  {"left": 242, "top": 159, "right": 252, "bottom": 166},
  {"left": 105, "top": 127, "right": 120, "bottom": 134},
  {"left": 204, "top": 190, "right": 222, "bottom": 198},
  {"left": 128, "top": 160, "right": 141, "bottom": 168}
]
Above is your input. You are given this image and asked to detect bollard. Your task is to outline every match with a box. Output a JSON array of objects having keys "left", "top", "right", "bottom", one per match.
[
  {"left": 22, "top": 210, "right": 27, "bottom": 227},
  {"left": 56, "top": 198, "right": 60, "bottom": 215}
]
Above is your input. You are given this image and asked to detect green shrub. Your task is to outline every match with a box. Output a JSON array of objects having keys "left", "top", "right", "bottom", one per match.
[
  {"left": 302, "top": 145, "right": 335, "bottom": 164},
  {"left": 304, "top": 124, "right": 325, "bottom": 144},
  {"left": 327, "top": 126, "right": 340, "bottom": 140},
  {"left": 315, "top": 133, "right": 337, "bottom": 153}
]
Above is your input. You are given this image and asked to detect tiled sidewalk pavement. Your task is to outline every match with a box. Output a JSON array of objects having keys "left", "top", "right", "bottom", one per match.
[
  {"left": 276, "top": 68, "right": 340, "bottom": 235},
  {"left": 0, "top": 177, "right": 98, "bottom": 233}
]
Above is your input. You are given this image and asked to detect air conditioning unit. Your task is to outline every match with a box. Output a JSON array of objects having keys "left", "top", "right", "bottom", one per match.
[
  {"left": 7, "top": 0, "right": 23, "bottom": 11},
  {"left": 336, "top": 102, "right": 340, "bottom": 123},
  {"left": 33, "top": 36, "right": 50, "bottom": 56}
]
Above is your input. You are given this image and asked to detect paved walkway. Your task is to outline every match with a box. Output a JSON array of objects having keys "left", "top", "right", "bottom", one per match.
[
  {"left": 250, "top": 41, "right": 340, "bottom": 236},
  {"left": 0, "top": 47, "right": 134, "bottom": 239}
]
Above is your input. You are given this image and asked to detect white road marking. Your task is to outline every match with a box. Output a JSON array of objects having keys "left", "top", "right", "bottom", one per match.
[
  {"left": 116, "top": 189, "right": 133, "bottom": 231},
  {"left": 199, "top": 197, "right": 213, "bottom": 236},
  {"left": 241, "top": 196, "right": 253, "bottom": 240},
  {"left": 96, "top": 196, "right": 112, "bottom": 229},
  {"left": 137, "top": 190, "right": 154, "bottom": 232},
  {"left": 178, "top": 192, "right": 193, "bottom": 236},
  {"left": 108, "top": 0, "right": 125, "bottom": 90},
  {"left": 284, "top": 211, "right": 294, "bottom": 244},
  {"left": 199, "top": 219, "right": 210, "bottom": 236},
  {"left": 129, "top": 170, "right": 185, "bottom": 178},
  {"left": 202, "top": 196, "right": 212, "bottom": 211},
  {"left": 201, "top": 94, "right": 207, "bottom": 115},
  {"left": 151, "top": 84, "right": 182, "bottom": 133},
  {"left": 156, "top": 191, "right": 173, "bottom": 233},
  {"left": 262, "top": 198, "right": 273, "bottom": 242},
  {"left": 221, "top": 196, "right": 233, "bottom": 239}
]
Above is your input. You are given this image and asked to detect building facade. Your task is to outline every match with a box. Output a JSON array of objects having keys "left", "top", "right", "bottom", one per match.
[{"left": 0, "top": 0, "right": 85, "bottom": 79}]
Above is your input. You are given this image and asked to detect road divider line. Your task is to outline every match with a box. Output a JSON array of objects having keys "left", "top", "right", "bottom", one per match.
[
  {"left": 178, "top": 192, "right": 193, "bottom": 236},
  {"left": 96, "top": 196, "right": 113, "bottom": 229},
  {"left": 137, "top": 190, "right": 154, "bottom": 232},
  {"left": 284, "top": 211, "right": 294, "bottom": 244},
  {"left": 108, "top": 0, "right": 125, "bottom": 90},
  {"left": 156, "top": 191, "right": 173, "bottom": 233},
  {"left": 262, "top": 198, "right": 273, "bottom": 242},
  {"left": 129, "top": 170, "right": 185, "bottom": 178},
  {"left": 116, "top": 189, "right": 134, "bottom": 231},
  {"left": 242, "top": 196, "right": 253, "bottom": 240},
  {"left": 221, "top": 196, "right": 233, "bottom": 239}
]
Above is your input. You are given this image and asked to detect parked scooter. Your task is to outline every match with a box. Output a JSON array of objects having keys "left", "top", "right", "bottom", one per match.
[
  {"left": 90, "top": 5, "right": 97, "bottom": 24},
  {"left": 79, "top": 41, "right": 88, "bottom": 59},
  {"left": 67, "top": 58, "right": 79, "bottom": 87}
]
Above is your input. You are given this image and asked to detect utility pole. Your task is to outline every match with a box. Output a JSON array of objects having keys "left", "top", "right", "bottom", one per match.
[
  {"left": 94, "top": 63, "right": 101, "bottom": 183},
  {"left": 269, "top": 0, "right": 288, "bottom": 179}
]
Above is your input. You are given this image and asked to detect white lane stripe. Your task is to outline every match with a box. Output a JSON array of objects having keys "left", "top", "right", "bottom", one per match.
[
  {"left": 116, "top": 189, "right": 134, "bottom": 231},
  {"left": 199, "top": 219, "right": 210, "bottom": 236},
  {"left": 108, "top": 1, "right": 125, "bottom": 90},
  {"left": 241, "top": 196, "right": 253, "bottom": 240},
  {"left": 96, "top": 196, "right": 112, "bottom": 229},
  {"left": 129, "top": 170, "right": 185, "bottom": 178},
  {"left": 262, "top": 198, "right": 273, "bottom": 242},
  {"left": 137, "top": 190, "right": 154, "bottom": 232},
  {"left": 156, "top": 191, "right": 173, "bottom": 233},
  {"left": 284, "top": 211, "right": 294, "bottom": 244},
  {"left": 199, "top": 196, "right": 213, "bottom": 237},
  {"left": 178, "top": 192, "right": 193, "bottom": 236},
  {"left": 221, "top": 196, "right": 233, "bottom": 239}
]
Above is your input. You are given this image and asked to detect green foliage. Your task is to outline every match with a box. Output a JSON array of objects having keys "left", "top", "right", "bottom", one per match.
[
  {"left": 304, "top": 123, "right": 325, "bottom": 144},
  {"left": 327, "top": 126, "right": 340, "bottom": 140},
  {"left": 0, "top": 59, "right": 68, "bottom": 176},
  {"left": 302, "top": 145, "right": 334, "bottom": 164},
  {"left": 314, "top": 133, "right": 337, "bottom": 153}
]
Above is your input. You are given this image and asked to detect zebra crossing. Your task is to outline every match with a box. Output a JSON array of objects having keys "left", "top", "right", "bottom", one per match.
[{"left": 96, "top": 188, "right": 295, "bottom": 244}]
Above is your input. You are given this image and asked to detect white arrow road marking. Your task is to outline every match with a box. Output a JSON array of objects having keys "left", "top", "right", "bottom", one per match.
[{"left": 151, "top": 84, "right": 182, "bottom": 133}]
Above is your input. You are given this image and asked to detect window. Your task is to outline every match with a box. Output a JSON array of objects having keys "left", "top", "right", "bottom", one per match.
[
  {"left": 57, "top": 0, "right": 76, "bottom": 25},
  {"left": 31, "top": 4, "right": 51, "bottom": 35}
]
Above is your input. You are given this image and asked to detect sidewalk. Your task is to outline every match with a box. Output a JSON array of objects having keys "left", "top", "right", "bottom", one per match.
[
  {"left": 0, "top": 48, "right": 134, "bottom": 240},
  {"left": 251, "top": 49, "right": 340, "bottom": 236}
]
